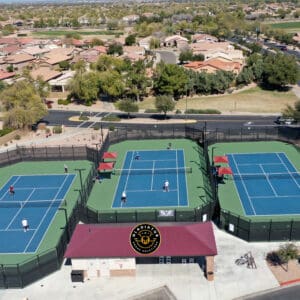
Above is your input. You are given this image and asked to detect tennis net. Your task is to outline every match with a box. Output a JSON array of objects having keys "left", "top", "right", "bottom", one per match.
[
  {"left": 0, "top": 199, "right": 65, "bottom": 209},
  {"left": 114, "top": 167, "right": 192, "bottom": 176},
  {"left": 232, "top": 172, "right": 300, "bottom": 180}
]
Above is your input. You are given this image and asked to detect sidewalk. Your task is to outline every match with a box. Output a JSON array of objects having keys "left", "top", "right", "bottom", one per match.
[{"left": 0, "top": 225, "right": 290, "bottom": 300}]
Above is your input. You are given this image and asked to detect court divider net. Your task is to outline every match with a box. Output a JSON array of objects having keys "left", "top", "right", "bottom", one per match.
[
  {"left": 0, "top": 199, "right": 66, "bottom": 208},
  {"left": 113, "top": 167, "right": 192, "bottom": 175},
  {"left": 231, "top": 172, "right": 300, "bottom": 180}
]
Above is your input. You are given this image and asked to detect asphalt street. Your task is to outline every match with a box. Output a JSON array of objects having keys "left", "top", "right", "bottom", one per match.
[
  {"left": 243, "top": 284, "right": 300, "bottom": 300},
  {"left": 43, "top": 110, "right": 279, "bottom": 130}
]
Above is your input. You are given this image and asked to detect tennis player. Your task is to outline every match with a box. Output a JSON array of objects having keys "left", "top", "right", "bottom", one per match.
[
  {"left": 121, "top": 191, "right": 127, "bottom": 206},
  {"left": 64, "top": 164, "right": 68, "bottom": 173},
  {"left": 9, "top": 185, "right": 15, "bottom": 196},
  {"left": 22, "top": 219, "right": 29, "bottom": 232},
  {"left": 163, "top": 180, "right": 169, "bottom": 192},
  {"left": 134, "top": 152, "right": 140, "bottom": 160}
]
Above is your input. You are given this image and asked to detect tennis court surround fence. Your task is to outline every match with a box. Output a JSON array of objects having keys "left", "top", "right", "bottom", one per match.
[{"left": 0, "top": 125, "right": 299, "bottom": 287}]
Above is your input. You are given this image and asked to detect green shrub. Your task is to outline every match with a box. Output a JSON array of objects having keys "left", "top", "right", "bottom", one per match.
[
  {"left": 102, "top": 114, "right": 121, "bottom": 122},
  {"left": 57, "top": 99, "right": 70, "bottom": 105},
  {"left": 14, "top": 134, "right": 21, "bottom": 140},
  {"left": 0, "top": 128, "right": 13, "bottom": 137},
  {"left": 93, "top": 125, "right": 100, "bottom": 130},
  {"left": 79, "top": 115, "right": 89, "bottom": 121},
  {"left": 144, "top": 109, "right": 159, "bottom": 113},
  {"left": 109, "top": 125, "right": 115, "bottom": 131},
  {"left": 185, "top": 109, "right": 221, "bottom": 114},
  {"left": 175, "top": 109, "right": 182, "bottom": 114},
  {"left": 52, "top": 126, "right": 62, "bottom": 134}
]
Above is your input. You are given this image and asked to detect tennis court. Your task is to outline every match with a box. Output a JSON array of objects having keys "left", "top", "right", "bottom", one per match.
[
  {"left": 227, "top": 152, "right": 300, "bottom": 216},
  {"left": 112, "top": 149, "right": 189, "bottom": 208},
  {"left": 0, "top": 174, "right": 75, "bottom": 254}
]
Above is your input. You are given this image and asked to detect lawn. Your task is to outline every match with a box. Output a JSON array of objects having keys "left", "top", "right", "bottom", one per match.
[
  {"left": 32, "top": 30, "right": 122, "bottom": 38},
  {"left": 138, "top": 86, "right": 298, "bottom": 113},
  {"left": 268, "top": 21, "right": 300, "bottom": 33}
]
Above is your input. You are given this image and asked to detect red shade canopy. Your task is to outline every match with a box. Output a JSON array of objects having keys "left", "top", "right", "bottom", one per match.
[
  {"left": 218, "top": 167, "right": 233, "bottom": 175},
  {"left": 213, "top": 156, "right": 229, "bottom": 163},
  {"left": 98, "top": 162, "right": 114, "bottom": 171},
  {"left": 102, "top": 152, "right": 118, "bottom": 160}
]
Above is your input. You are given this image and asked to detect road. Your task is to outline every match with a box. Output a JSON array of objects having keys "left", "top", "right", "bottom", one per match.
[
  {"left": 244, "top": 284, "right": 300, "bottom": 300},
  {"left": 44, "top": 110, "right": 278, "bottom": 131}
]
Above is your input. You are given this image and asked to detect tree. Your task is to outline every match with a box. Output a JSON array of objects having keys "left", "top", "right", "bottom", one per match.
[
  {"left": 263, "top": 53, "right": 300, "bottom": 88},
  {"left": 236, "top": 67, "right": 254, "bottom": 86},
  {"left": 0, "top": 80, "right": 47, "bottom": 129},
  {"left": 125, "top": 34, "right": 136, "bottom": 46},
  {"left": 107, "top": 43, "right": 123, "bottom": 56},
  {"left": 59, "top": 60, "right": 70, "bottom": 71},
  {"left": 155, "top": 95, "right": 175, "bottom": 118},
  {"left": 90, "top": 38, "right": 104, "bottom": 47},
  {"left": 283, "top": 100, "right": 300, "bottom": 121},
  {"left": 153, "top": 63, "right": 188, "bottom": 98},
  {"left": 115, "top": 99, "right": 139, "bottom": 118},
  {"left": 69, "top": 72, "right": 99, "bottom": 105},
  {"left": 125, "top": 60, "right": 150, "bottom": 101},
  {"left": 179, "top": 50, "right": 193, "bottom": 64},
  {"left": 98, "top": 70, "right": 125, "bottom": 99},
  {"left": 35, "top": 75, "right": 50, "bottom": 99}
]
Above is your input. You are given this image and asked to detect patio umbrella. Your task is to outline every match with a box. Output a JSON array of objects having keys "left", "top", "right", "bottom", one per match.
[
  {"left": 218, "top": 167, "right": 233, "bottom": 175},
  {"left": 213, "top": 156, "right": 229, "bottom": 164}
]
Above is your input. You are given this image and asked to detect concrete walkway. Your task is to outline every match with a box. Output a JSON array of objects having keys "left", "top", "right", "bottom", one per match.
[{"left": 0, "top": 225, "right": 291, "bottom": 300}]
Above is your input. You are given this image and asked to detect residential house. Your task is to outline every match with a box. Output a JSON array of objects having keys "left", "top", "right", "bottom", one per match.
[
  {"left": 3, "top": 53, "right": 35, "bottom": 72},
  {"left": 191, "top": 34, "right": 218, "bottom": 43},
  {"left": 73, "top": 49, "right": 101, "bottom": 64},
  {"left": 42, "top": 47, "right": 74, "bottom": 67},
  {"left": 0, "top": 44, "right": 21, "bottom": 56},
  {"left": 204, "top": 49, "right": 245, "bottom": 65},
  {"left": 30, "top": 66, "right": 62, "bottom": 82},
  {"left": 122, "top": 15, "right": 140, "bottom": 24},
  {"left": 20, "top": 46, "right": 50, "bottom": 58},
  {"left": 190, "top": 41, "right": 233, "bottom": 55},
  {"left": 293, "top": 33, "right": 300, "bottom": 44},
  {"left": 78, "top": 15, "right": 90, "bottom": 26},
  {"left": 184, "top": 58, "right": 242, "bottom": 74},
  {"left": 138, "top": 36, "right": 153, "bottom": 50},
  {"left": 48, "top": 70, "right": 75, "bottom": 92},
  {"left": 164, "top": 35, "right": 188, "bottom": 48},
  {"left": 92, "top": 46, "right": 107, "bottom": 55},
  {"left": 0, "top": 70, "right": 15, "bottom": 81}
]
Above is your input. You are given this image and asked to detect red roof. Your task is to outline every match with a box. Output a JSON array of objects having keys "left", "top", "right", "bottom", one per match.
[
  {"left": 0, "top": 70, "right": 15, "bottom": 80},
  {"left": 213, "top": 156, "right": 229, "bottom": 163},
  {"left": 102, "top": 152, "right": 118, "bottom": 159},
  {"left": 64, "top": 222, "right": 217, "bottom": 258},
  {"left": 97, "top": 162, "right": 114, "bottom": 171}
]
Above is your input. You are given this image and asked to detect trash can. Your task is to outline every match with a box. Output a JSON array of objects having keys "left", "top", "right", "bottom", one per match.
[{"left": 71, "top": 270, "right": 84, "bottom": 282}]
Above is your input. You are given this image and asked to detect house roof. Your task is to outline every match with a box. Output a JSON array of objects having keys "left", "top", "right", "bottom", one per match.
[
  {"left": 165, "top": 35, "right": 188, "bottom": 43},
  {"left": 21, "top": 46, "right": 50, "bottom": 56},
  {"left": 64, "top": 222, "right": 217, "bottom": 258},
  {"left": 4, "top": 53, "right": 35, "bottom": 64},
  {"left": 43, "top": 47, "right": 74, "bottom": 65},
  {"left": 0, "top": 38, "right": 18, "bottom": 45},
  {"left": 0, "top": 70, "right": 15, "bottom": 80},
  {"left": 184, "top": 58, "right": 241, "bottom": 72},
  {"left": 30, "top": 67, "right": 62, "bottom": 82},
  {"left": 1, "top": 44, "right": 20, "bottom": 54}
]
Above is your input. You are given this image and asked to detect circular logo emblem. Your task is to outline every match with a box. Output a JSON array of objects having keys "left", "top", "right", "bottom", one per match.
[{"left": 130, "top": 223, "right": 161, "bottom": 254}]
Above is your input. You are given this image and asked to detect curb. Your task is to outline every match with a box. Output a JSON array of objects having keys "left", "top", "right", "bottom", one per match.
[{"left": 280, "top": 278, "right": 300, "bottom": 286}]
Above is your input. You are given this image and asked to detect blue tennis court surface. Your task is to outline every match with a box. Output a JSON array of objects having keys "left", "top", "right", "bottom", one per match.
[
  {"left": 0, "top": 174, "right": 75, "bottom": 254},
  {"left": 112, "top": 149, "right": 189, "bottom": 208},
  {"left": 227, "top": 152, "right": 300, "bottom": 216}
]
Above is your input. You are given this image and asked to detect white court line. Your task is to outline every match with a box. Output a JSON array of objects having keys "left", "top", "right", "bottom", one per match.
[
  {"left": 237, "top": 163, "right": 282, "bottom": 166},
  {"left": 276, "top": 153, "right": 300, "bottom": 189},
  {"left": 24, "top": 175, "right": 69, "bottom": 253},
  {"left": 231, "top": 155, "right": 257, "bottom": 215},
  {"left": 252, "top": 195, "right": 300, "bottom": 199},
  {"left": 1, "top": 228, "right": 36, "bottom": 232},
  {"left": 12, "top": 187, "right": 62, "bottom": 191},
  {"left": 259, "top": 164, "right": 278, "bottom": 196},
  {"left": 128, "top": 188, "right": 178, "bottom": 192},
  {"left": 5, "top": 189, "right": 36, "bottom": 231},
  {"left": 123, "top": 152, "right": 135, "bottom": 192},
  {"left": 138, "top": 159, "right": 176, "bottom": 162},
  {"left": 0, "top": 176, "right": 21, "bottom": 201},
  {"left": 150, "top": 161, "right": 155, "bottom": 190},
  {"left": 175, "top": 149, "right": 179, "bottom": 206}
]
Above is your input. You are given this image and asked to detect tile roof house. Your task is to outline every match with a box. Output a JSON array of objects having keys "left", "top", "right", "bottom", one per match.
[
  {"left": 0, "top": 44, "right": 21, "bottom": 55},
  {"left": 48, "top": 70, "right": 75, "bottom": 92},
  {"left": 122, "top": 15, "right": 140, "bottom": 23},
  {"left": 138, "top": 36, "right": 153, "bottom": 50},
  {"left": 73, "top": 49, "right": 100, "bottom": 64},
  {"left": 20, "top": 46, "right": 50, "bottom": 58},
  {"left": 190, "top": 41, "right": 233, "bottom": 55},
  {"left": 42, "top": 47, "right": 74, "bottom": 66},
  {"left": 123, "top": 46, "right": 145, "bottom": 56},
  {"left": 204, "top": 49, "right": 245, "bottom": 64},
  {"left": 0, "top": 70, "right": 15, "bottom": 81},
  {"left": 30, "top": 66, "right": 62, "bottom": 82},
  {"left": 92, "top": 46, "right": 107, "bottom": 54},
  {"left": 184, "top": 58, "right": 242, "bottom": 74},
  {"left": 3, "top": 53, "right": 35, "bottom": 72},
  {"left": 164, "top": 35, "right": 188, "bottom": 48},
  {"left": 191, "top": 34, "right": 218, "bottom": 43}
]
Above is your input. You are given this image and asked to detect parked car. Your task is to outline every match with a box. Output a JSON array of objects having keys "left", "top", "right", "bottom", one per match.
[{"left": 274, "top": 116, "right": 297, "bottom": 125}]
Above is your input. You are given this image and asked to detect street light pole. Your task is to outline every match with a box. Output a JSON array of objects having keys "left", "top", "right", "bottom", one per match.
[{"left": 93, "top": 143, "right": 101, "bottom": 165}]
